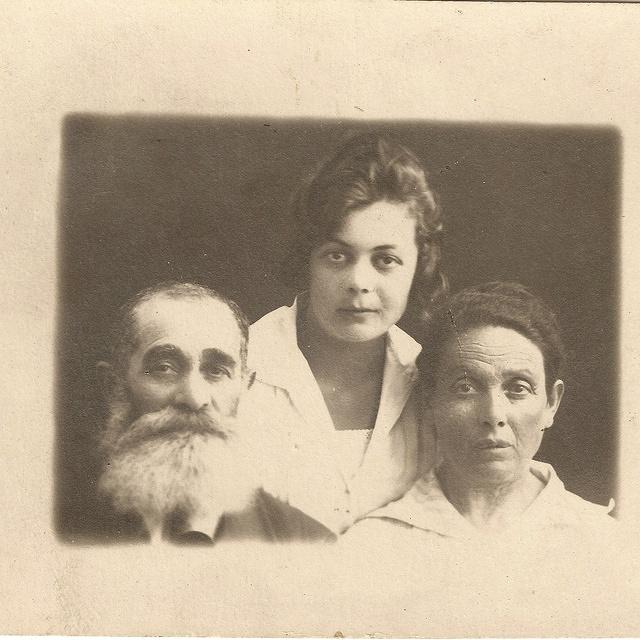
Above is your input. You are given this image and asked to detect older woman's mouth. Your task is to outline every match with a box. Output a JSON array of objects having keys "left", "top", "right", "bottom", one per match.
[{"left": 474, "top": 439, "right": 511, "bottom": 450}]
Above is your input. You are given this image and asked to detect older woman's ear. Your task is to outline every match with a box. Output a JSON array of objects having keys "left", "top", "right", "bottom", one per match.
[{"left": 541, "top": 379, "right": 565, "bottom": 431}]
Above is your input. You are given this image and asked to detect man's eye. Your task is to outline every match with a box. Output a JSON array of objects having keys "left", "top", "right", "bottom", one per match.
[
  {"left": 146, "top": 362, "right": 178, "bottom": 376},
  {"left": 204, "top": 366, "right": 230, "bottom": 380}
]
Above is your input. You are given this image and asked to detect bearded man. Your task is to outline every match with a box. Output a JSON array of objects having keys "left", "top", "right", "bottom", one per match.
[{"left": 96, "top": 282, "right": 271, "bottom": 544}]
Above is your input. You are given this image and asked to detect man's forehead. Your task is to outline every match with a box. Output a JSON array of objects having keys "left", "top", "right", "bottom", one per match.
[{"left": 133, "top": 294, "right": 242, "bottom": 355}]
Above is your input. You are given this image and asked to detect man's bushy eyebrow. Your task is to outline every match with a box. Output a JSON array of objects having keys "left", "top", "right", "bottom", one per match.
[
  {"left": 201, "top": 348, "right": 237, "bottom": 369},
  {"left": 142, "top": 344, "right": 184, "bottom": 361},
  {"left": 140, "top": 345, "right": 238, "bottom": 370}
]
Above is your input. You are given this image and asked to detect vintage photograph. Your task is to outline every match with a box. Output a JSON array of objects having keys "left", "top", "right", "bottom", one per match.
[
  {"left": 56, "top": 116, "right": 618, "bottom": 546},
  {"left": 3, "top": 2, "right": 640, "bottom": 636}
]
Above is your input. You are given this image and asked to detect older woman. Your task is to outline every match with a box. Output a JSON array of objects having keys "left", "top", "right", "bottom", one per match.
[
  {"left": 341, "top": 282, "right": 615, "bottom": 545},
  {"left": 245, "top": 134, "right": 446, "bottom": 539}
]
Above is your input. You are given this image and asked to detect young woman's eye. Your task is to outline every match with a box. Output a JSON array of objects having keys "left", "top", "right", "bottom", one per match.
[
  {"left": 326, "top": 251, "right": 347, "bottom": 263},
  {"left": 375, "top": 254, "right": 401, "bottom": 269}
]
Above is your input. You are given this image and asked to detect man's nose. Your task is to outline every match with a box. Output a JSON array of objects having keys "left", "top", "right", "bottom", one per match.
[
  {"left": 346, "top": 258, "right": 376, "bottom": 293},
  {"left": 174, "top": 372, "right": 211, "bottom": 412},
  {"left": 480, "top": 389, "right": 508, "bottom": 429}
]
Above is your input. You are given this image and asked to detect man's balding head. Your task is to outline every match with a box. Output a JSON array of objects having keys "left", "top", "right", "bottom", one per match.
[
  {"left": 96, "top": 282, "right": 257, "bottom": 540},
  {"left": 108, "top": 281, "right": 250, "bottom": 379}
]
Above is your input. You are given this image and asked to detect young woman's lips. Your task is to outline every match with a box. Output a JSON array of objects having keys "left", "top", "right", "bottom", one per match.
[
  {"left": 338, "top": 307, "right": 379, "bottom": 319},
  {"left": 339, "top": 307, "right": 378, "bottom": 313}
]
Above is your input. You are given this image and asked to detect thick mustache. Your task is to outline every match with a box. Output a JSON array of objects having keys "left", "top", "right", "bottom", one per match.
[{"left": 117, "top": 407, "right": 231, "bottom": 450}]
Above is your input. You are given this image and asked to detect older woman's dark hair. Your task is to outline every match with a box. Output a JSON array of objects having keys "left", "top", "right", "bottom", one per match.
[
  {"left": 418, "top": 282, "right": 566, "bottom": 395},
  {"left": 281, "top": 133, "right": 447, "bottom": 321}
]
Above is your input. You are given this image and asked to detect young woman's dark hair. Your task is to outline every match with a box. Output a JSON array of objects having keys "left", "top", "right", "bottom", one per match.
[
  {"left": 418, "top": 281, "right": 567, "bottom": 396},
  {"left": 281, "top": 133, "right": 447, "bottom": 322}
]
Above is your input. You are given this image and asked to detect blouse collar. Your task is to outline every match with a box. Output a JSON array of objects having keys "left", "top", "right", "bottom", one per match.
[
  {"left": 250, "top": 298, "right": 420, "bottom": 380},
  {"left": 362, "top": 460, "right": 611, "bottom": 539},
  {"left": 249, "top": 298, "right": 421, "bottom": 435}
]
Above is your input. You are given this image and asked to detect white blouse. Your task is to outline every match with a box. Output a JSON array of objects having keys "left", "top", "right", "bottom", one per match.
[
  {"left": 340, "top": 460, "right": 616, "bottom": 547},
  {"left": 242, "top": 299, "right": 435, "bottom": 536}
]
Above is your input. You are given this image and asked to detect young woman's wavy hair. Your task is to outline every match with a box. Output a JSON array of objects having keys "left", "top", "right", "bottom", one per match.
[{"left": 280, "top": 133, "right": 447, "bottom": 323}]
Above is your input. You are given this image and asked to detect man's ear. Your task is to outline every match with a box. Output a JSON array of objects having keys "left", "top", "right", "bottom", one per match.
[
  {"left": 542, "top": 379, "right": 565, "bottom": 431},
  {"left": 96, "top": 361, "right": 116, "bottom": 400}
]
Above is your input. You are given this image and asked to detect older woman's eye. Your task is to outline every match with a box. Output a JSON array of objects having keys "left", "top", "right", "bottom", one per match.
[
  {"left": 506, "top": 381, "right": 533, "bottom": 396},
  {"left": 452, "top": 380, "right": 475, "bottom": 394}
]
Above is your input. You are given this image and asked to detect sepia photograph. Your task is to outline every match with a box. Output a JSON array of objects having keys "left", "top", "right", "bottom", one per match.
[
  {"left": 2, "top": 1, "right": 640, "bottom": 636},
  {"left": 56, "top": 116, "right": 619, "bottom": 547}
]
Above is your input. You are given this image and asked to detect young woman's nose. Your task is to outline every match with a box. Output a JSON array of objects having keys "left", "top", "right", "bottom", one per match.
[
  {"left": 345, "top": 257, "right": 376, "bottom": 293},
  {"left": 480, "top": 389, "right": 508, "bottom": 429},
  {"left": 173, "top": 372, "right": 211, "bottom": 412}
]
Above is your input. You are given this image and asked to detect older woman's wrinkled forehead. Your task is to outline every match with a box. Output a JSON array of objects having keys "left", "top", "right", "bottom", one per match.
[
  {"left": 433, "top": 325, "right": 547, "bottom": 385},
  {"left": 417, "top": 282, "right": 566, "bottom": 396}
]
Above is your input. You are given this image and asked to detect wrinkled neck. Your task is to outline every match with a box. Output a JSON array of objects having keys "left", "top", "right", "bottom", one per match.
[{"left": 437, "top": 462, "right": 543, "bottom": 531}]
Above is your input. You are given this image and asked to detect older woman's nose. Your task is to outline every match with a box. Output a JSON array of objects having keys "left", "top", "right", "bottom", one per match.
[
  {"left": 174, "top": 372, "right": 210, "bottom": 412},
  {"left": 346, "top": 258, "right": 376, "bottom": 293},
  {"left": 480, "top": 389, "right": 508, "bottom": 428}
]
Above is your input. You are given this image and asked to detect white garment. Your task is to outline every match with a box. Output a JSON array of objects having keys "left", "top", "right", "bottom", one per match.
[
  {"left": 341, "top": 460, "right": 616, "bottom": 548},
  {"left": 243, "top": 300, "right": 435, "bottom": 535}
]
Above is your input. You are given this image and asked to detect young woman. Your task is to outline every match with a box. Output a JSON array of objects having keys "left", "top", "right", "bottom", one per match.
[{"left": 247, "top": 134, "right": 446, "bottom": 539}]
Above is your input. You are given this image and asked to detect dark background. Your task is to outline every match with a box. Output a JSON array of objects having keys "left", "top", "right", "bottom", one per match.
[{"left": 56, "top": 115, "right": 619, "bottom": 539}]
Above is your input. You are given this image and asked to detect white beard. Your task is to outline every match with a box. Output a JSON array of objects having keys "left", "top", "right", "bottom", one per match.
[{"left": 98, "top": 396, "right": 258, "bottom": 533}]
